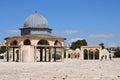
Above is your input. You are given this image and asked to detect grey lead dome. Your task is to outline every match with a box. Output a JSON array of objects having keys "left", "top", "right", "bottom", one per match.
[{"left": 24, "top": 13, "right": 48, "bottom": 28}]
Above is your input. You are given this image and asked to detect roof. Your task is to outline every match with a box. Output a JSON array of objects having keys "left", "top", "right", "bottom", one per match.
[
  {"left": 5, "top": 34, "right": 66, "bottom": 40},
  {"left": 24, "top": 13, "right": 48, "bottom": 28}
]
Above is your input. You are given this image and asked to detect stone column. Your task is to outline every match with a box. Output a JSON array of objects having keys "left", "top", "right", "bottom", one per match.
[
  {"left": 66, "top": 51, "right": 68, "bottom": 59},
  {"left": 99, "top": 47, "right": 102, "bottom": 60},
  {"left": 76, "top": 52, "right": 78, "bottom": 59},
  {"left": 54, "top": 48, "right": 56, "bottom": 62},
  {"left": 18, "top": 47, "right": 21, "bottom": 62},
  {"left": 49, "top": 48, "right": 51, "bottom": 61},
  {"left": 61, "top": 48, "right": 64, "bottom": 62},
  {"left": 46, "top": 48, "right": 48, "bottom": 61},
  {"left": 34, "top": 46, "right": 37, "bottom": 62},
  {"left": 79, "top": 50, "right": 81, "bottom": 60},
  {"left": 71, "top": 53, "right": 73, "bottom": 59},
  {"left": 40, "top": 48, "right": 43, "bottom": 61},
  {"left": 50, "top": 48, "right": 54, "bottom": 62},
  {"left": 7, "top": 48, "right": 10, "bottom": 62},
  {"left": 80, "top": 49, "right": 84, "bottom": 60},
  {"left": 13, "top": 48, "right": 15, "bottom": 61},
  {"left": 93, "top": 51, "right": 95, "bottom": 60},
  {"left": 45, "top": 48, "right": 47, "bottom": 62},
  {"left": 88, "top": 50, "right": 90, "bottom": 60}
]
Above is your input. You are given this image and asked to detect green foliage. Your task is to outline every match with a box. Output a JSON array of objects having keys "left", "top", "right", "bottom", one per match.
[
  {"left": 56, "top": 54, "right": 61, "bottom": 60},
  {"left": 113, "top": 48, "right": 120, "bottom": 58},
  {"left": 68, "top": 54, "right": 70, "bottom": 58},
  {"left": 64, "top": 52, "right": 66, "bottom": 58},
  {"left": 84, "top": 50, "right": 88, "bottom": 59},
  {"left": 70, "top": 39, "right": 87, "bottom": 50},
  {"left": 0, "top": 46, "right": 7, "bottom": 54},
  {"left": 89, "top": 51, "right": 93, "bottom": 59},
  {"left": 0, "top": 56, "right": 3, "bottom": 59},
  {"left": 95, "top": 51, "right": 99, "bottom": 59},
  {"left": 52, "top": 53, "right": 61, "bottom": 60}
]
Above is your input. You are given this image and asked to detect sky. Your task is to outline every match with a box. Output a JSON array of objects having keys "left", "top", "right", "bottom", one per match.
[{"left": 0, "top": 0, "right": 120, "bottom": 47}]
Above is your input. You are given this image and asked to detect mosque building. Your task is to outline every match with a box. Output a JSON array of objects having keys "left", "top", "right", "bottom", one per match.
[
  {"left": 4, "top": 12, "right": 111, "bottom": 62},
  {"left": 5, "top": 12, "right": 66, "bottom": 62}
]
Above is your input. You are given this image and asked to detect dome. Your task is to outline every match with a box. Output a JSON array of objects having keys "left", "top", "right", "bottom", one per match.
[{"left": 24, "top": 13, "right": 48, "bottom": 28}]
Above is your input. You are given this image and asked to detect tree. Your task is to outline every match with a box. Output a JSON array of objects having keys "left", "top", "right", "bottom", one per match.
[
  {"left": 0, "top": 46, "right": 7, "bottom": 54},
  {"left": 99, "top": 43, "right": 105, "bottom": 49},
  {"left": 70, "top": 39, "right": 87, "bottom": 50},
  {"left": 113, "top": 48, "right": 120, "bottom": 58}
]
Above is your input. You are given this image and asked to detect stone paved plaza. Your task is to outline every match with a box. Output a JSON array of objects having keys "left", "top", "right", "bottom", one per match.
[{"left": 0, "top": 59, "right": 120, "bottom": 80}]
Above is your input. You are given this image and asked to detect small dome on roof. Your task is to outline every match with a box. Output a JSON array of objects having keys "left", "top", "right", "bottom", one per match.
[{"left": 24, "top": 13, "right": 48, "bottom": 28}]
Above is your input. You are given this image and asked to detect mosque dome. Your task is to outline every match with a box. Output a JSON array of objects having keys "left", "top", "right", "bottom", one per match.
[{"left": 24, "top": 13, "right": 48, "bottom": 28}]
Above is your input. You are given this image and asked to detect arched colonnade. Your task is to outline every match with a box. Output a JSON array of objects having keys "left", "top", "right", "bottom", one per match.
[
  {"left": 66, "top": 46, "right": 104, "bottom": 60},
  {"left": 7, "top": 38, "right": 64, "bottom": 62}
]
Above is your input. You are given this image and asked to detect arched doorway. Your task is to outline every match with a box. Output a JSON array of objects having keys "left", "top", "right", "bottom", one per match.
[
  {"left": 84, "top": 49, "right": 88, "bottom": 60},
  {"left": 68, "top": 54, "right": 71, "bottom": 58},
  {"left": 54, "top": 40, "right": 62, "bottom": 61},
  {"left": 81, "top": 46, "right": 102, "bottom": 60},
  {"left": 37, "top": 40, "right": 50, "bottom": 62},
  {"left": 10, "top": 40, "right": 18, "bottom": 62},
  {"left": 16, "top": 50, "right": 19, "bottom": 62},
  {"left": 89, "top": 49, "right": 94, "bottom": 60},
  {"left": 95, "top": 49, "right": 99, "bottom": 59}
]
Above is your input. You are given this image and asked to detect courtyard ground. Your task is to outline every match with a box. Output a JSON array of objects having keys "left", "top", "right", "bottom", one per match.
[{"left": 0, "top": 59, "right": 120, "bottom": 80}]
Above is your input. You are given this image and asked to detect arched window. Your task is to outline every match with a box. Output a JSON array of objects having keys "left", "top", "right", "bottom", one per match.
[
  {"left": 54, "top": 40, "right": 62, "bottom": 46},
  {"left": 24, "top": 39, "right": 31, "bottom": 45},
  {"left": 10, "top": 40, "right": 18, "bottom": 46},
  {"left": 37, "top": 40, "right": 49, "bottom": 45}
]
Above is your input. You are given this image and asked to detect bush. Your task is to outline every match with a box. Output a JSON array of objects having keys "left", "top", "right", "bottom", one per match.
[
  {"left": 0, "top": 56, "right": 3, "bottom": 59},
  {"left": 52, "top": 53, "right": 61, "bottom": 60},
  {"left": 68, "top": 54, "right": 70, "bottom": 58},
  {"left": 113, "top": 49, "right": 120, "bottom": 58},
  {"left": 56, "top": 54, "right": 61, "bottom": 60}
]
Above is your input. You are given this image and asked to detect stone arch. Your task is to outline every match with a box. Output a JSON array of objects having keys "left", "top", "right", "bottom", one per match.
[
  {"left": 75, "top": 48, "right": 81, "bottom": 58},
  {"left": 81, "top": 46, "right": 102, "bottom": 60},
  {"left": 37, "top": 39, "right": 49, "bottom": 45},
  {"left": 54, "top": 40, "right": 62, "bottom": 46},
  {"left": 24, "top": 39, "right": 31, "bottom": 45},
  {"left": 10, "top": 40, "right": 18, "bottom": 46}
]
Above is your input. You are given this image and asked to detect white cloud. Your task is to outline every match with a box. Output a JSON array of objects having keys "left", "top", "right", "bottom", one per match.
[
  {"left": 52, "top": 30, "right": 83, "bottom": 36},
  {"left": 107, "top": 41, "right": 120, "bottom": 47},
  {"left": 4, "top": 30, "right": 20, "bottom": 33},
  {"left": 89, "top": 33, "right": 113, "bottom": 38},
  {"left": 62, "top": 30, "right": 80, "bottom": 35},
  {"left": 70, "top": 38, "right": 83, "bottom": 42},
  {"left": 65, "top": 37, "right": 83, "bottom": 47},
  {"left": 107, "top": 42, "right": 118, "bottom": 47}
]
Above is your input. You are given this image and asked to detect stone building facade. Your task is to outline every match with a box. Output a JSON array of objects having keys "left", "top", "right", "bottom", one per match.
[
  {"left": 5, "top": 13, "right": 66, "bottom": 62},
  {"left": 66, "top": 46, "right": 110, "bottom": 60}
]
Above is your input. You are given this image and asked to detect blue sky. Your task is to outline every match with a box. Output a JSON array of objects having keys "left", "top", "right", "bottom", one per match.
[{"left": 0, "top": 0, "right": 120, "bottom": 47}]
